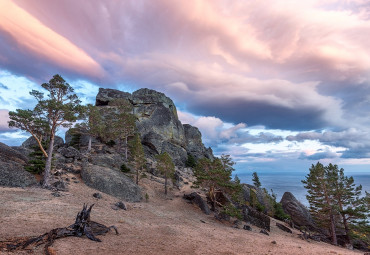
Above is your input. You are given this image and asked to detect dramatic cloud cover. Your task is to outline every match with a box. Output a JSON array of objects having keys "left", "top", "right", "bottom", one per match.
[{"left": 1, "top": 0, "right": 370, "bottom": 174}]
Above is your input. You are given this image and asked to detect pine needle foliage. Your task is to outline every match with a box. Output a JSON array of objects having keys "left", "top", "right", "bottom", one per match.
[{"left": 156, "top": 152, "right": 175, "bottom": 195}]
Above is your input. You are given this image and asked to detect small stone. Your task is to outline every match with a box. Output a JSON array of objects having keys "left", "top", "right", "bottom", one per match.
[
  {"left": 73, "top": 181, "right": 80, "bottom": 183},
  {"left": 115, "top": 201, "right": 127, "bottom": 210},
  {"left": 200, "top": 220, "right": 206, "bottom": 223},
  {"left": 54, "top": 170, "right": 63, "bottom": 176},
  {"left": 65, "top": 178, "right": 70, "bottom": 182},
  {"left": 243, "top": 225, "right": 252, "bottom": 231},
  {"left": 111, "top": 205, "right": 119, "bottom": 210},
  {"left": 71, "top": 177, "right": 77, "bottom": 180},
  {"left": 51, "top": 192, "right": 61, "bottom": 197},
  {"left": 271, "top": 241, "right": 277, "bottom": 244},
  {"left": 93, "top": 193, "right": 102, "bottom": 199},
  {"left": 260, "top": 229, "right": 269, "bottom": 236}
]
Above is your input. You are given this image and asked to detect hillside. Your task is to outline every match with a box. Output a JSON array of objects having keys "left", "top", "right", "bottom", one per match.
[{"left": 0, "top": 173, "right": 363, "bottom": 255}]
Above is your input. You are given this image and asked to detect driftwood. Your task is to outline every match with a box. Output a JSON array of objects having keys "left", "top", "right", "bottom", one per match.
[{"left": 0, "top": 204, "right": 118, "bottom": 255}]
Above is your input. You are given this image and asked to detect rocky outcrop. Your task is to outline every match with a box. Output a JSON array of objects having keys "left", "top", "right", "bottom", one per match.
[
  {"left": 94, "top": 88, "right": 213, "bottom": 166},
  {"left": 0, "top": 142, "right": 37, "bottom": 187},
  {"left": 183, "top": 192, "right": 211, "bottom": 215},
  {"left": 241, "top": 184, "right": 274, "bottom": 215},
  {"left": 280, "top": 192, "right": 315, "bottom": 230},
  {"left": 243, "top": 205, "right": 270, "bottom": 231},
  {"left": 22, "top": 136, "right": 64, "bottom": 149},
  {"left": 58, "top": 146, "right": 81, "bottom": 159},
  {"left": 81, "top": 163, "right": 141, "bottom": 202},
  {"left": 96, "top": 88, "right": 131, "bottom": 106},
  {"left": 183, "top": 124, "right": 214, "bottom": 161}
]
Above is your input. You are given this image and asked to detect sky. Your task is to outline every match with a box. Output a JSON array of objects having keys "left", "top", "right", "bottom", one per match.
[{"left": 1, "top": 0, "right": 370, "bottom": 178}]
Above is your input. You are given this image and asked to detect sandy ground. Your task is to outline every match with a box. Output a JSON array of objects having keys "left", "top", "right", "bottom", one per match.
[{"left": 0, "top": 172, "right": 364, "bottom": 255}]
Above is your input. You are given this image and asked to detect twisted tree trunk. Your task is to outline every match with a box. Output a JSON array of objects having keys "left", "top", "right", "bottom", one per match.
[{"left": 0, "top": 204, "right": 118, "bottom": 255}]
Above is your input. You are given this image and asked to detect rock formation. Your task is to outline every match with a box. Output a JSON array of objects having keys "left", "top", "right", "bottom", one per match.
[
  {"left": 0, "top": 142, "right": 37, "bottom": 187},
  {"left": 241, "top": 184, "right": 274, "bottom": 214},
  {"left": 75, "top": 87, "right": 214, "bottom": 166},
  {"left": 280, "top": 192, "right": 315, "bottom": 230}
]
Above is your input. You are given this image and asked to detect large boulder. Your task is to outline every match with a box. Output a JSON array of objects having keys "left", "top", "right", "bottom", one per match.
[
  {"left": 183, "top": 192, "right": 211, "bottom": 215},
  {"left": 0, "top": 142, "right": 28, "bottom": 164},
  {"left": 88, "top": 154, "right": 124, "bottom": 170},
  {"left": 22, "top": 136, "right": 64, "bottom": 149},
  {"left": 96, "top": 88, "right": 131, "bottom": 106},
  {"left": 280, "top": 192, "right": 315, "bottom": 230},
  {"left": 0, "top": 142, "right": 37, "bottom": 187},
  {"left": 58, "top": 146, "right": 81, "bottom": 159},
  {"left": 81, "top": 163, "right": 141, "bottom": 202}
]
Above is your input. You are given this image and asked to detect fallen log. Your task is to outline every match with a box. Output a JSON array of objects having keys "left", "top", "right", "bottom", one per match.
[{"left": 0, "top": 204, "right": 118, "bottom": 255}]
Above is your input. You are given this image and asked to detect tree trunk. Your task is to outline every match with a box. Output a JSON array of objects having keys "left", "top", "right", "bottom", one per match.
[
  {"left": 32, "top": 133, "right": 48, "bottom": 158},
  {"left": 341, "top": 213, "right": 351, "bottom": 241},
  {"left": 125, "top": 136, "right": 128, "bottom": 160},
  {"left": 322, "top": 180, "right": 337, "bottom": 245},
  {"left": 330, "top": 213, "right": 337, "bottom": 245},
  {"left": 136, "top": 168, "right": 139, "bottom": 185},
  {"left": 164, "top": 176, "right": 167, "bottom": 195},
  {"left": 42, "top": 135, "right": 55, "bottom": 189},
  {"left": 88, "top": 136, "right": 92, "bottom": 152}
]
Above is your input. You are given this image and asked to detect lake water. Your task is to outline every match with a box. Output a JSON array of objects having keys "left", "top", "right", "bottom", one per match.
[{"left": 236, "top": 171, "right": 370, "bottom": 207}]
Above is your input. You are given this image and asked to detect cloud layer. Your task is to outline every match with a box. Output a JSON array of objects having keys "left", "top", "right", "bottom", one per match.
[{"left": 0, "top": 0, "right": 370, "bottom": 170}]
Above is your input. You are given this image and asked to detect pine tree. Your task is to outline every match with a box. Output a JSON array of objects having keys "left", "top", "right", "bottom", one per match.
[
  {"left": 74, "top": 104, "right": 104, "bottom": 152},
  {"left": 329, "top": 164, "right": 368, "bottom": 242},
  {"left": 194, "top": 155, "right": 239, "bottom": 211},
  {"left": 129, "top": 133, "right": 146, "bottom": 185},
  {"left": 302, "top": 162, "right": 338, "bottom": 244},
  {"left": 185, "top": 153, "right": 197, "bottom": 168},
  {"left": 156, "top": 152, "right": 175, "bottom": 195},
  {"left": 252, "top": 172, "right": 261, "bottom": 188},
  {"left": 107, "top": 98, "right": 136, "bottom": 159},
  {"left": 9, "top": 75, "right": 83, "bottom": 188}
]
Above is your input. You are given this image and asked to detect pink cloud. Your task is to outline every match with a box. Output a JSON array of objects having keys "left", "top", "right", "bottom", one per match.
[
  {"left": 0, "top": 0, "right": 369, "bottom": 131},
  {"left": 0, "top": 0, "right": 104, "bottom": 78}
]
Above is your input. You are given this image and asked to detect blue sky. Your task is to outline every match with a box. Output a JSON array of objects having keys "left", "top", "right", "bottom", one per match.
[{"left": 1, "top": 0, "right": 370, "bottom": 176}]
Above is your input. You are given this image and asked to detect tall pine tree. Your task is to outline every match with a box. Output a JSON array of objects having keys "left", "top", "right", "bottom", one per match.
[
  {"left": 129, "top": 133, "right": 146, "bottom": 185},
  {"left": 302, "top": 162, "right": 338, "bottom": 245},
  {"left": 156, "top": 152, "right": 175, "bottom": 195},
  {"left": 328, "top": 164, "right": 368, "bottom": 242},
  {"left": 74, "top": 104, "right": 104, "bottom": 152},
  {"left": 9, "top": 75, "right": 83, "bottom": 188}
]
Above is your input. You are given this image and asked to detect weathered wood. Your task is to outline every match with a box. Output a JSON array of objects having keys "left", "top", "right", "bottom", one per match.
[{"left": 0, "top": 204, "right": 118, "bottom": 254}]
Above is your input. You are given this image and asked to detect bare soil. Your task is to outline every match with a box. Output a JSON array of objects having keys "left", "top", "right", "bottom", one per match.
[{"left": 0, "top": 172, "right": 364, "bottom": 255}]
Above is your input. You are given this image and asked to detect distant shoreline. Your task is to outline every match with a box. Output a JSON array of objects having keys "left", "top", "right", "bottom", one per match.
[{"left": 236, "top": 171, "right": 370, "bottom": 207}]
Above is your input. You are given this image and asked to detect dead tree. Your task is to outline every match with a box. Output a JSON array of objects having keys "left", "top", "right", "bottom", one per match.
[{"left": 0, "top": 204, "right": 118, "bottom": 255}]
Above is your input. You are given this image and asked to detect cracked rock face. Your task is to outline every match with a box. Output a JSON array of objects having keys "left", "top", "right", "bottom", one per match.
[{"left": 94, "top": 88, "right": 213, "bottom": 166}]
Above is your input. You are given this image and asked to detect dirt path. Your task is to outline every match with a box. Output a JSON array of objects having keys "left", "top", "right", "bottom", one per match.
[{"left": 0, "top": 174, "right": 364, "bottom": 255}]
